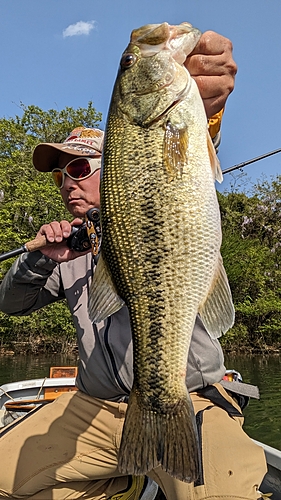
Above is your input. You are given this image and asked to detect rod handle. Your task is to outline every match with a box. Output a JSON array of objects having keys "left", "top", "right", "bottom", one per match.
[{"left": 24, "top": 235, "right": 48, "bottom": 252}]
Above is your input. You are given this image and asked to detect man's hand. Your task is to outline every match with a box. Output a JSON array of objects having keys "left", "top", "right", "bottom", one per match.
[
  {"left": 36, "top": 219, "right": 89, "bottom": 263},
  {"left": 185, "top": 31, "right": 237, "bottom": 118}
]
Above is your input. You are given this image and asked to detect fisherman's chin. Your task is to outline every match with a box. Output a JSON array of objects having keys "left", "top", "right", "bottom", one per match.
[{"left": 67, "top": 202, "right": 87, "bottom": 219}]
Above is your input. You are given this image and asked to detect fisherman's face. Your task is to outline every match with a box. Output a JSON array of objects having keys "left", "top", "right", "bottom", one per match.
[{"left": 58, "top": 152, "right": 101, "bottom": 218}]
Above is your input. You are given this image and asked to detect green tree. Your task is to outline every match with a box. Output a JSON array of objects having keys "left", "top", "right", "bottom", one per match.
[
  {"left": 0, "top": 103, "right": 101, "bottom": 352},
  {"left": 1, "top": 103, "right": 281, "bottom": 353},
  {"left": 218, "top": 178, "right": 281, "bottom": 351}
]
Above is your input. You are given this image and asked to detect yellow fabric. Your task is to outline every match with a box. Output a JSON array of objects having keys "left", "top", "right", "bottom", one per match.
[
  {"left": 110, "top": 476, "right": 145, "bottom": 499},
  {"left": 208, "top": 108, "right": 224, "bottom": 139},
  {"left": 0, "top": 392, "right": 129, "bottom": 499}
]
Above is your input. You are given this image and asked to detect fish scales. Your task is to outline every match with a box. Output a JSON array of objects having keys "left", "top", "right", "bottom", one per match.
[
  {"left": 89, "top": 22, "right": 235, "bottom": 482},
  {"left": 102, "top": 119, "right": 196, "bottom": 388}
]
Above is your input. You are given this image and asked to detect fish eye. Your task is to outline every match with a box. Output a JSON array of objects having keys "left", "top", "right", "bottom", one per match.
[{"left": 120, "top": 53, "right": 137, "bottom": 69}]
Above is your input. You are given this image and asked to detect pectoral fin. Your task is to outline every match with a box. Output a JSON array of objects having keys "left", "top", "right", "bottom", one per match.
[
  {"left": 88, "top": 253, "right": 125, "bottom": 323},
  {"left": 199, "top": 254, "right": 235, "bottom": 338},
  {"left": 207, "top": 131, "right": 223, "bottom": 183},
  {"left": 164, "top": 121, "right": 188, "bottom": 181}
]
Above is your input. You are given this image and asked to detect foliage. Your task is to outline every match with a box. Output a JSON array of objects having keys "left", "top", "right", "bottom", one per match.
[
  {"left": 0, "top": 302, "right": 76, "bottom": 353},
  {"left": 0, "top": 103, "right": 101, "bottom": 351},
  {"left": 0, "top": 102, "right": 281, "bottom": 353},
  {"left": 218, "top": 176, "right": 281, "bottom": 351}
]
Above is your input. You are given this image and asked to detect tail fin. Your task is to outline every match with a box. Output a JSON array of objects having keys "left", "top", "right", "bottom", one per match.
[{"left": 118, "top": 387, "right": 199, "bottom": 483}]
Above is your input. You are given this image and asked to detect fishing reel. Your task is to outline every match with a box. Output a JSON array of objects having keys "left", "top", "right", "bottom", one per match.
[
  {"left": 66, "top": 223, "right": 91, "bottom": 252},
  {"left": 67, "top": 208, "right": 101, "bottom": 255}
]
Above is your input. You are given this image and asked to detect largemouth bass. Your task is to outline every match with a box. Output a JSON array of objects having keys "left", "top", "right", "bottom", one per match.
[{"left": 89, "top": 22, "right": 235, "bottom": 482}]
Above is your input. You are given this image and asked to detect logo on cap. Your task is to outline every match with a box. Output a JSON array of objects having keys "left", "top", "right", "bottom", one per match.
[{"left": 64, "top": 127, "right": 104, "bottom": 155}]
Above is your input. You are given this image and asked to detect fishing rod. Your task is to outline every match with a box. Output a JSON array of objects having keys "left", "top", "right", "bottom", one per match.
[
  {"left": 0, "top": 225, "right": 90, "bottom": 263},
  {"left": 222, "top": 147, "right": 281, "bottom": 175},
  {"left": 0, "top": 208, "right": 101, "bottom": 263}
]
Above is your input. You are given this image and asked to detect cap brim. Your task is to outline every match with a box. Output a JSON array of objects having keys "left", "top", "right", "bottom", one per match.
[{"left": 33, "top": 143, "right": 101, "bottom": 172}]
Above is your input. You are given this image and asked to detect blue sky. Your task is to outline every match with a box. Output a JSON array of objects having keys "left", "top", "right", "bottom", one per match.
[{"left": 0, "top": 0, "right": 280, "bottom": 193}]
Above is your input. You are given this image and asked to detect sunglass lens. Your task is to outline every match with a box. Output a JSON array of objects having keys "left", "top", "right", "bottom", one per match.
[
  {"left": 52, "top": 170, "right": 63, "bottom": 188},
  {"left": 67, "top": 158, "right": 91, "bottom": 179}
]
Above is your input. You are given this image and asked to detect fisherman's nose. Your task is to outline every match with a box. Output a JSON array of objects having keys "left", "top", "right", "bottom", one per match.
[{"left": 63, "top": 174, "right": 77, "bottom": 190}]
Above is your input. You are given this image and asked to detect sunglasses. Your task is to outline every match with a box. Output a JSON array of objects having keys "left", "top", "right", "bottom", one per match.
[{"left": 52, "top": 157, "right": 101, "bottom": 189}]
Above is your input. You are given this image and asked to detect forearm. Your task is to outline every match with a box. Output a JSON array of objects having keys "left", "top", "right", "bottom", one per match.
[{"left": 0, "top": 251, "right": 64, "bottom": 315}]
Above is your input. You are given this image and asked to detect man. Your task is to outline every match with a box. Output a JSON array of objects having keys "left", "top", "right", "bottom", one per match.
[{"left": 0, "top": 31, "right": 267, "bottom": 500}]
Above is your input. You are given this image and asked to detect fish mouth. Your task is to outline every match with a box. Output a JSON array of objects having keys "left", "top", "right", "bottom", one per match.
[{"left": 131, "top": 22, "right": 201, "bottom": 64}]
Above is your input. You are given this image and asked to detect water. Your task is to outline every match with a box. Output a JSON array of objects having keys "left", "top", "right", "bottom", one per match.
[
  {"left": 0, "top": 353, "right": 78, "bottom": 386},
  {"left": 0, "top": 353, "right": 280, "bottom": 450},
  {"left": 225, "top": 354, "right": 281, "bottom": 451}
]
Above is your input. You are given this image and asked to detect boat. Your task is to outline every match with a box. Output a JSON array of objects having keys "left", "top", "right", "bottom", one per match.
[
  {"left": 0, "top": 366, "right": 78, "bottom": 428},
  {"left": 254, "top": 440, "right": 281, "bottom": 499},
  {"left": 0, "top": 368, "right": 281, "bottom": 499}
]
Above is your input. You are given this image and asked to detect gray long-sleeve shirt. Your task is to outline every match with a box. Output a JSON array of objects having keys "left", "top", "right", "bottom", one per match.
[{"left": 0, "top": 251, "right": 226, "bottom": 400}]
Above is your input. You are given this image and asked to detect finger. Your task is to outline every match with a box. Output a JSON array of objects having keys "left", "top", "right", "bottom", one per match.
[
  {"left": 38, "top": 221, "right": 71, "bottom": 243},
  {"left": 203, "top": 95, "right": 229, "bottom": 120},
  {"left": 37, "top": 224, "right": 55, "bottom": 242},
  {"left": 187, "top": 54, "right": 231, "bottom": 77},
  {"left": 185, "top": 31, "right": 237, "bottom": 78},
  {"left": 193, "top": 74, "right": 235, "bottom": 118},
  {"left": 48, "top": 221, "right": 69, "bottom": 242},
  {"left": 59, "top": 220, "right": 73, "bottom": 239},
  {"left": 71, "top": 218, "right": 84, "bottom": 227},
  {"left": 190, "top": 31, "right": 233, "bottom": 56},
  {"left": 193, "top": 74, "right": 235, "bottom": 99}
]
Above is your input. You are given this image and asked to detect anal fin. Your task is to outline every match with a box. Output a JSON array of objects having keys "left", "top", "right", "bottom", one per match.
[{"left": 199, "top": 253, "right": 235, "bottom": 338}]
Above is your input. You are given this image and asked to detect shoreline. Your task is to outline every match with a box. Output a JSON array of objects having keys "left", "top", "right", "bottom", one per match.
[{"left": 0, "top": 342, "right": 280, "bottom": 357}]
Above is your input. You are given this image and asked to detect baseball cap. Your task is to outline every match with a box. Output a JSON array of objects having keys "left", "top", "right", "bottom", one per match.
[{"left": 33, "top": 127, "right": 104, "bottom": 172}]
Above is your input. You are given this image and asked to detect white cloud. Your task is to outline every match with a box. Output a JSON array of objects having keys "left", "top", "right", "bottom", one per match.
[{"left": 63, "top": 21, "right": 95, "bottom": 38}]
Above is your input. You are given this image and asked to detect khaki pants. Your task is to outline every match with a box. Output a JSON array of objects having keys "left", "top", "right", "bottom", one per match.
[{"left": 0, "top": 385, "right": 267, "bottom": 499}]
